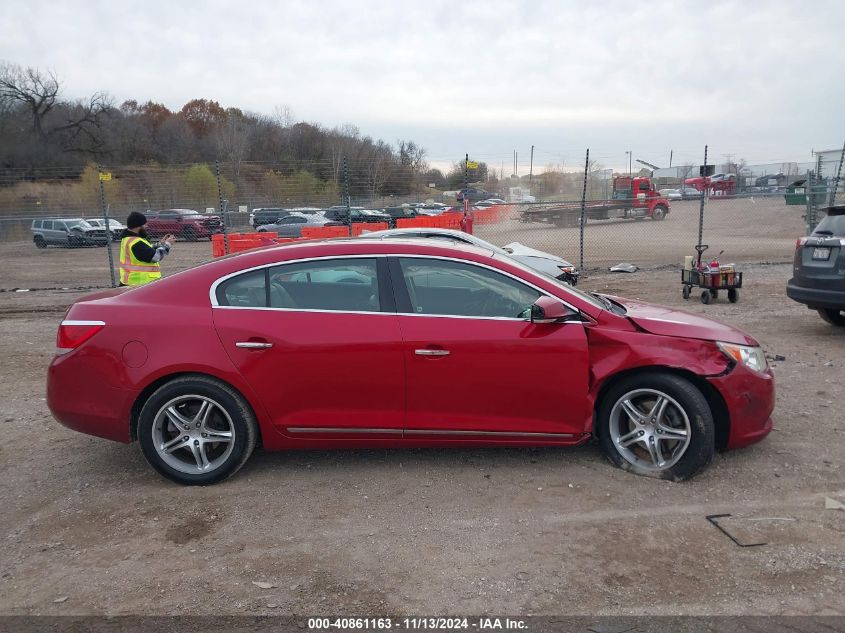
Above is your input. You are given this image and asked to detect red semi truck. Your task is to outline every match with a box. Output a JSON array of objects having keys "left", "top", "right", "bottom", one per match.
[{"left": 521, "top": 176, "right": 670, "bottom": 227}]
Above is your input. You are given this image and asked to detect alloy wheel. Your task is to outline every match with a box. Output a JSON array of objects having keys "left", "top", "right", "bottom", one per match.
[
  {"left": 608, "top": 388, "right": 692, "bottom": 472},
  {"left": 151, "top": 395, "right": 235, "bottom": 475}
]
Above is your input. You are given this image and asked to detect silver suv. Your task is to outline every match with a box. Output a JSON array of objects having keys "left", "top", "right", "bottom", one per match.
[{"left": 31, "top": 218, "right": 108, "bottom": 248}]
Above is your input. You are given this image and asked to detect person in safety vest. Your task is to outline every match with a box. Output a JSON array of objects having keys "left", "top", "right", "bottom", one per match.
[{"left": 118, "top": 212, "right": 176, "bottom": 286}]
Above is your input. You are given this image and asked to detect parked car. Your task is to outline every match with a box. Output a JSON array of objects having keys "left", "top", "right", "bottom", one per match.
[
  {"left": 323, "top": 207, "right": 392, "bottom": 224},
  {"left": 145, "top": 209, "right": 222, "bottom": 241},
  {"left": 31, "top": 218, "right": 108, "bottom": 248},
  {"left": 658, "top": 189, "right": 683, "bottom": 200},
  {"left": 679, "top": 186, "right": 702, "bottom": 199},
  {"left": 86, "top": 218, "right": 126, "bottom": 240},
  {"left": 786, "top": 204, "right": 845, "bottom": 326},
  {"left": 362, "top": 227, "right": 580, "bottom": 285},
  {"left": 415, "top": 203, "right": 451, "bottom": 216},
  {"left": 381, "top": 206, "right": 420, "bottom": 227},
  {"left": 457, "top": 188, "right": 493, "bottom": 202},
  {"left": 250, "top": 207, "right": 288, "bottom": 228},
  {"left": 47, "top": 238, "right": 774, "bottom": 485},
  {"left": 256, "top": 214, "right": 343, "bottom": 237}
]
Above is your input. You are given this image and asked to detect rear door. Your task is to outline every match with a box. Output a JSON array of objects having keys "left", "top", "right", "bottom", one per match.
[
  {"left": 212, "top": 256, "right": 405, "bottom": 438},
  {"left": 390, "top": 256, "right": 591, "bottom": 438}
]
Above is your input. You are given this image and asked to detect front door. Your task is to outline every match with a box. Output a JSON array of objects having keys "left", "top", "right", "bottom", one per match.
[
  {"left": 391, "top": 256, "right": 590, "bottom": 438},
  {"left": 212, "top": 257, "right": 405, "bottom": 438}
]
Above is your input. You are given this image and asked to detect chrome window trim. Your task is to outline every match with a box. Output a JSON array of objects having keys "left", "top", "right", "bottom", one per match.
[{"left": 208, "top": 252, "right": 581, "bottom": 317}]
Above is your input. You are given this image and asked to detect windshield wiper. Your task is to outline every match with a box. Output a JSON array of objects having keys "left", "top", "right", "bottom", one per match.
[{"left": 590, "top": 292, "right": 613, "bottom": 310}]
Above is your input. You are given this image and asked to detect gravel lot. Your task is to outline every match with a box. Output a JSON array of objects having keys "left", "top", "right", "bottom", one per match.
[{"left": 0, "top": 257, "right": 843, "bottom": 616}]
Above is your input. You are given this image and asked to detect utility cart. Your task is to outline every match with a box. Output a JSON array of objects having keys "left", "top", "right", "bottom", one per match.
[{"left": 681, "top": 244, "right": 743, "bottom": 304}]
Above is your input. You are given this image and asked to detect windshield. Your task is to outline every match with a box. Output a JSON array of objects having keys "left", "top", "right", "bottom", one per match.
[{"left": 66, "top": 219, "right": 93, "bottom": 229}]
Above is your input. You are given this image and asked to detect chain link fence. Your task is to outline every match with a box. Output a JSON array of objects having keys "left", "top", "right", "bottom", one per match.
[{"left": 1, "top": 149, "right": 843, "bottom": 292}]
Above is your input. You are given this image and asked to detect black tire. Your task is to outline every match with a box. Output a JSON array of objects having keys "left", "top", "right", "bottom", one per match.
[
  {"left": 596, "top": 372, "right": 715, "bottom": 481},
  {"left": 34, "top": 235, "right": 47, "bottom": 249},
  {"left": 700, "top": 290, "right": 711, "bottom": 304},
  {"left": 682, "top": 285, "right": 691, "bottom": 300},
  {"left": 652, "top": 205, "right": 667, "bottom": 220},
  {"left": 728, "top": 288, "right": 739, "bottom": 303},
  {"left": 182, "top": 227, "right": 197, "bottom": 242},
  {"left": 818, "top": 308, "right": 845, "bottom": 326},
  {"left": 137, "top": 375, "right": 258, "bottom": 485}
]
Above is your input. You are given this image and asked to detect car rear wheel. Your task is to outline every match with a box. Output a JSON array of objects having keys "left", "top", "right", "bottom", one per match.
[
  {"left": 182, "top": 227, "right": 197, "bottom": 242},
  {"left": 818, "top": 308, "right": 845, "bottom": 326},
  {"left": 137, "top": 376, "right": 258, "bottom": 485},
  {"left": 597, "top": 373, "right": 715, "bottom": 481},
  {"left": 34, "top": 235, "right": 47, "bottom": 248}
]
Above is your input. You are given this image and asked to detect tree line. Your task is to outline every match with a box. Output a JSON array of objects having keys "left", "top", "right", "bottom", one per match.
[{"left": 0, "top": 62, "right": 431, "bottom": 199}]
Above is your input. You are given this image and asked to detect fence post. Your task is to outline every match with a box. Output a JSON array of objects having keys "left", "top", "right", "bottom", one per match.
[
  {"left": 97, "top": 165, "right": 117, "bottom": 287},
  {"left": 697, "top": 145, "right": 708, "bottom": 249},
  {"left": 828, "top": 138, "right": 845, "bottom": 207},
  {"left": 343, "top": 157, "right": 351, "bottom": 236},
  {"left": 579, "top": 148, "right": 589, "bottom": 271},
  {"left": 805, "top": 169, "right": 816, "bottom": 235},
  {"left": 215, "top": 160, "right": 229, "bottom": 255}
]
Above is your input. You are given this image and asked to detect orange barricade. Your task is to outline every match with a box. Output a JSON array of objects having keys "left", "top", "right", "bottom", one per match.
[
  {"left": 212, "top": 232, "right": 280, "bottom": 257},
  {"left": 352, "top": 222, "right": 388, "bottom": 236},
  {"left": 301, "top": 225, "right": 350, "bottom": 239}
]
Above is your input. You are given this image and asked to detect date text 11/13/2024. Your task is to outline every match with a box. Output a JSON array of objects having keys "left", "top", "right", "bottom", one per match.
[{"left": 308, "top": 617, "right": 528, "bottom": 630}]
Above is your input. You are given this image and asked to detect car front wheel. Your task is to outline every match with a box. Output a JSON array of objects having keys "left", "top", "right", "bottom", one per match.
[
  {"left": 818, "top": 308, "right": 845, "bottom": 326},
  {"left": 597, "top": 373, "right": 715, "bottom": 481},
  {"left": 137, "top": 375, "right": 258, "bottom": 485}
]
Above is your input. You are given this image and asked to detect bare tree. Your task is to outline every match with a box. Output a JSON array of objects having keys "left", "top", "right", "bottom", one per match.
[{"left": 0, "top": 62, "right": 59, "bottom": 138}]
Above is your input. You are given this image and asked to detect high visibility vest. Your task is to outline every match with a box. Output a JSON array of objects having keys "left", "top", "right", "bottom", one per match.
[{"left": 119, "top": 236, "right": 161, "bottom": 285}]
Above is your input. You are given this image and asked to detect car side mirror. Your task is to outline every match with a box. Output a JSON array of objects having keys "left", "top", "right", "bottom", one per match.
[{"left": 530, "top": 296, "right": 573, "bottom": 324}]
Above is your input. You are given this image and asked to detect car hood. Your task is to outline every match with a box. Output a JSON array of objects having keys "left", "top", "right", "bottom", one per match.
[
  {"left": 504, "top": 242, "right": 574, "bottom": 267},
  {"left": 606, "top": 296, "right": 757, "bottom": 345}
]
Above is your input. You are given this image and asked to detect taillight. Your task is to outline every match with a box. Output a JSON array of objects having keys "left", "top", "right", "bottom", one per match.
[
  {"left": 57, "top": 320, "right": 105, "bottom": 354},
  {"left": 795, "top": 237, "right": 808, "bottom": 250}
]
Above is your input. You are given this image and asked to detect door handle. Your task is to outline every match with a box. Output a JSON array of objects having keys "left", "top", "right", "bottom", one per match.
[
  {"left": 415, "top": 349, "right": 450, "bottom": 357},
  {"left": 236, "top": 341, "right": 273, "bottom": 349}
]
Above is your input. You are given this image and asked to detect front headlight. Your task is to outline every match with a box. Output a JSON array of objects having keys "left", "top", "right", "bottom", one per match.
[{"left": 717, "top": 342, "right": 768, "bottom": 373}]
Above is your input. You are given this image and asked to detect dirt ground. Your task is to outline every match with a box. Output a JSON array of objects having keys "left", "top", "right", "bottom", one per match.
[{"left": 0, "top": 257, "right": 843, "bottom": 617}]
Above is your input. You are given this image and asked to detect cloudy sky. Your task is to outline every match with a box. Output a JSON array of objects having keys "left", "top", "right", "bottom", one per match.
[{"left": 2, "top": 0, "right": 843, "bottom": 172}]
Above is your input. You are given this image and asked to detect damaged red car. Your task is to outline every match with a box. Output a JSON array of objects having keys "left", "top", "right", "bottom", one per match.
[{"left": 47, "top": 239, "right": 774, "bottom": 485}]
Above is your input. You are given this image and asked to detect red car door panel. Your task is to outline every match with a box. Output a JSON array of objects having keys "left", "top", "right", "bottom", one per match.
[
  {"left": 214, "top": 310, "right": 405, "bottom": 434},
  {"left": 392, "top": 256, "right": 590, "bottom": 437},
  {"left": 399, "top": 316, "right": 589, "bottom": 435},
  {"left": 212, "top": 257, "right": 404, "bottom": 436}
]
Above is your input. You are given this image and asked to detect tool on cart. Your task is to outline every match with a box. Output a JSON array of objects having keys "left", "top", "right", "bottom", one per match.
[{"left": 681, "top": 244, "right": 743, "bottom": 304}]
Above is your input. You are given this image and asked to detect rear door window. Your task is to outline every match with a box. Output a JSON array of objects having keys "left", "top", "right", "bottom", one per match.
[
  {"left": 268, "top": 258, "right": 380, "bottom": 312},
  {"left": 814, "top": 214, "right": 845, "bottom": 237}
]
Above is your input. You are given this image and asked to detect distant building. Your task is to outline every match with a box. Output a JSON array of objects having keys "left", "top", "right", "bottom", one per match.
[{"left": 815, "top": 148, "right": 845, "bottom": 179}]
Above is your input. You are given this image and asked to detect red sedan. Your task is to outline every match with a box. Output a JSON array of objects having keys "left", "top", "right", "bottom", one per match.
[{"left": 47, "top": 239, "right": 774, "bottom": 485}]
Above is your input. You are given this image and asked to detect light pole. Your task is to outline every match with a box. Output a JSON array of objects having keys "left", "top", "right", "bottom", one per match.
[{"left": 625, "top": 151, "right": 632, "bottom": 175}]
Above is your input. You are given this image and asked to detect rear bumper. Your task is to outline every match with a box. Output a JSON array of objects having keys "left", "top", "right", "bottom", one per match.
[
  {"left": 707, "top": 364, "right": 775, "bottom": 450},
  {"left": 47, "top": 350, "right": 135, "bottom": 443},
  {"left": 786, "top": 280, "right": 845, "bottom": 310}
]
